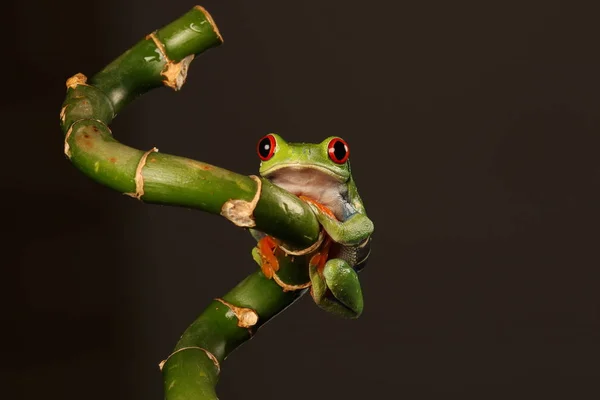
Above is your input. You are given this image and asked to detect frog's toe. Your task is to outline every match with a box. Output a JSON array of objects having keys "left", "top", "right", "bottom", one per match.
[
  {"left": 253, "top": 238, "right": 279, "bottom": 279},
  {"left": 312, "top": 294, "right": 361, "bottom": 319}
]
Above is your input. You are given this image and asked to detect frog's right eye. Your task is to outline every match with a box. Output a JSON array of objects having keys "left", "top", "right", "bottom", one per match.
[{"left": 257, "top": 134, "right": 276, "bottom": 161}]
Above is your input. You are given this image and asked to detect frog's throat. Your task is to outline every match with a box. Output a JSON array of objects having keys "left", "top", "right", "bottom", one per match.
[
  {"left": 264, "top": 165, "right": 348, "bottom": 221},
  {"left": 260, "top": 163, "right": 348, "bottom": 182}
]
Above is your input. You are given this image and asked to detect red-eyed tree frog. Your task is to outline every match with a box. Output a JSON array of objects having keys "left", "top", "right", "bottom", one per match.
[{"left": 250, "top": 133, "right": 374, "bottom": 318}]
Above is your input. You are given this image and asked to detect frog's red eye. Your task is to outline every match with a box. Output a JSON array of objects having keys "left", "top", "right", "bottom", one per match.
[
  {"left": 327, "top": 137, "right": 350, "bottom": 164},
  {"left": 257, "top": 134, "right": 276, "bottom": 161}
]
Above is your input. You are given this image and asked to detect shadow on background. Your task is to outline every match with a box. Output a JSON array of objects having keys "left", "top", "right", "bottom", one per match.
[{"left": 3, "top": 1, "right": 599, "bottom": 399}]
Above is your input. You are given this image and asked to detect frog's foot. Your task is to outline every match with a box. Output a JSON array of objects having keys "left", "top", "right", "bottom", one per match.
[
  {"left": 298, "top": 195, "right": 337, "bottom": 219},
  {"left": 256, "top": 236, "right": 280, "bottom": 279},
  {"left": 309, "top": 257, "right": 364, "bottom": 319},
  {"left": 309, "top": 235, "right": 332, "bottom": 272}
]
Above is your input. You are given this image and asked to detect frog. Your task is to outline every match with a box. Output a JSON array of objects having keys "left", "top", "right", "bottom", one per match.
[{"left": 249, "top": 133, "right": 374, "bottom": 319}]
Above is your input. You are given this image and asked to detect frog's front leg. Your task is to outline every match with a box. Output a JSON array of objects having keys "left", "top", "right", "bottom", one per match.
[
  {"left": 301, "top": 197, "right": 373, "bottom": 247},
  {"left": 309, "top": 257, "right": 364, "bottom": 319}
]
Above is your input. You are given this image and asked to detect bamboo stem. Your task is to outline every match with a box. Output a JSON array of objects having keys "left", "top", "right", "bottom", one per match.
[
  {"left": 60, "top": 5, "right": 324, "bottom": 399},
  {"left": 162, "top": 254, "right": 311, "bottom": 400},
  {"left": 60, "top": 6, "right": 320, "bottom": 248}
]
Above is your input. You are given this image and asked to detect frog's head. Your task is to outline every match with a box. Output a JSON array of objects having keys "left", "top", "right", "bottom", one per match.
[
  {"left": 256, "top": 133, "right": 352, "bottom": 219},
  {"left": 257, "top": 133, "right": 351, "bottom": 181}
]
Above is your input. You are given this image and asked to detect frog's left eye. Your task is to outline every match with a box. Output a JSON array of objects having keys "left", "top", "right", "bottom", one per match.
[
  {"left": 257, "top": 134, "right": 276, "bottom": 161},
  {"left": 327, "top": 137, "right": 350, "bottom": 164}
]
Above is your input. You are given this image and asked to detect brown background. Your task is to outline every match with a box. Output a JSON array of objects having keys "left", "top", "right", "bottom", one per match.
[{"left": 3, "top": 0, "right": 599, "bottom": 399}]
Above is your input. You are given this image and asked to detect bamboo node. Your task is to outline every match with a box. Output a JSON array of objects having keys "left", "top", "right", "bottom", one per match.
[
  {"left": 147, "top": 32, "right": 195, "bottom": 91},
  {"left": 66, "top": 73, "right": 88, "bottom": 90},
  {"left": 63, "top": 119, "right": 109, "bottom": 159},
  {"left": 278, "top": 230, "right": 325, "bottom": 256},
  {"left": 125, "top": 147, "right": 158, "bottom": 199},
  {"left": 220, "top": 175, "right": 262, "bottom": 228},
  {"left": 162, "top": 54, "right": 195, "bottom": 91},
  {"left": 272, "top": 273, "right": 312, "bottom": 292},
  {"left": 215, "top": 298, "right": 259, "bottom": 329},
  {"left": 159, "top": 346, "right": 220, "bottom": 374},
  {"left": 147, "top": 32, "right": 168, "bottom": 59},
  {"left": 64, "top": 125, "right": 74, "bottom": 158},
  {"left": 59, "top": 105, "right": 68, "bottom": 124}
]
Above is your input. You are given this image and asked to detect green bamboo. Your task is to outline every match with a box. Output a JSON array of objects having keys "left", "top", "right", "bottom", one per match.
[
  {"left": 60, "top": 6, "right": 320, "bottom": 248},
  {"left": 60, "top": 6, "right": 324, "bottom": 400},
  {"left": 162, "top": 253, "right": 311, "bottom": 400}
]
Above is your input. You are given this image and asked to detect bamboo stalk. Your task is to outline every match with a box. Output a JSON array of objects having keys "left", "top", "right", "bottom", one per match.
[
  {"left": 60, "top": 6, "right": 320, "bottom": 248},
  {"left": 60, "top": 6, "right": 323, "bottom": 399},
  {"left": 162, "top": 254, "right": 311, "bottom": 400}
]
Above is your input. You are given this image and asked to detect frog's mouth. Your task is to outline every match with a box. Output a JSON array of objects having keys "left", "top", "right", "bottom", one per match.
[{"left": 263, "top": 165, "right": 348, "bottom": 220}]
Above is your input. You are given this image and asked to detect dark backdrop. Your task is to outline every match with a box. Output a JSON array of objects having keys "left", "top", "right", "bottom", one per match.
[{"left": 3, "top": 1, "right": 599, "bottom": 399}]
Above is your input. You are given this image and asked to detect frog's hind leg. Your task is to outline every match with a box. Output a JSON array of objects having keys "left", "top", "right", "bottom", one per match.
[
  {"left": 309, "top": 257, "right": 364, "bottom": 319},
  {"left": 252, "top": 236, "right": 280, "bottom": 279}
]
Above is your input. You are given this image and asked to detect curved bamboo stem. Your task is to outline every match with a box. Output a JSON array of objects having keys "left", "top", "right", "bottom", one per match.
[
  {"left": 162, "top": 253, "right": 312, "bottom": 400},
  {"left": 60, "top": 6, "right": 320, "bottom": 248},
  {"left": 60, "top": 6, "right": 323, "bottom": 400}
]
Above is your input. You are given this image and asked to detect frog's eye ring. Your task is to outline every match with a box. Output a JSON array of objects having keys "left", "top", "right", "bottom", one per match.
[
  {"left": 327, "top": 137, "right": 350, "bottom": 164},
  {"left": 257, "top": 134, "right": 276, "bottom": 161}
]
